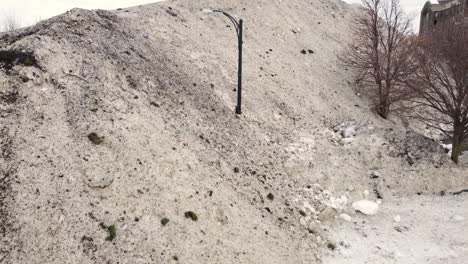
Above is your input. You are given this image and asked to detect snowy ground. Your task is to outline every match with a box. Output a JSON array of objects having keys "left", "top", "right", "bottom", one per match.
[{"left": 324, "top": 194, "right": 468, "bottom": 264}]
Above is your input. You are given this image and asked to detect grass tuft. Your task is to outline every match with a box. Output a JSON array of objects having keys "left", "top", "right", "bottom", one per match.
[
  {"left": 88, "top": 132, "right": 103, "bottom": 145},
  {"left": 267, "top": 193, "right": 274, "bottom": 201},
  {"left": 184, "top": 211, "right": 198, "bottom": 221},
  {"left": 327, "top": 242, "right": 336, "bottom": 251},
  {"left": 161, "top": 217, "right": 170, "bottom": 226},
  {"left": 100, "top": 223, "right": 116, "bottom": 241}
]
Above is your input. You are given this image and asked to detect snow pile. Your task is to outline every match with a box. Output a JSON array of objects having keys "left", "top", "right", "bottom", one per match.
[{"left": 0, "top": 0, "right": 466, "bottom": 263}]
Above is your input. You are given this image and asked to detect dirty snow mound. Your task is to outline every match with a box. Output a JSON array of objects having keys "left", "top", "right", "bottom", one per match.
[{"left": 0, "top": 0, "right": 466, "bottom": 263}]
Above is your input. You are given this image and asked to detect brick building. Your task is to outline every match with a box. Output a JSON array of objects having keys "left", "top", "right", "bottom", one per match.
[{"left": 420, "top": 0, "right": 468, "bottom": 35}]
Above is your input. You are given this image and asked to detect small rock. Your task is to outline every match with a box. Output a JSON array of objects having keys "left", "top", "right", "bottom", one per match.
[
  {"left": 394, "top": 215, "right": 401, "bottom": 223},
  {"left": 352, "top": 200, "right": 379, "bottom": 215},
  {"left": 339, "top": 214, "right": 352, "bottom": 221}
]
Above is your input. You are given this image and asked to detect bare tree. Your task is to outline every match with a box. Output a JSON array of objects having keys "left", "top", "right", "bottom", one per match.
[
  {"left": 406, "top": 16, "right": 468, "bottom": 163},
  {"left": 342, "top": 0, "right": 416, "bottom": 119},
  {"left": 1, "top": 14, "right": 21, "bottom": 32}
]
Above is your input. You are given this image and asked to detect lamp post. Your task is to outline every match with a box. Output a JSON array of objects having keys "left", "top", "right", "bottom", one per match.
[{"left": 203, "top": 9, "right": 243, "bottom": 115}]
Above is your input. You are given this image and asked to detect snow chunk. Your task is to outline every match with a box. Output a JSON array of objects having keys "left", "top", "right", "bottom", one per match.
[
  {"left": 343, "top": 126, "right": 356, "bottom": 138},
  {"left": 333, "top": 121, "right": 357, "bottom": 138},
  {"left": 352, "top": 200, "right": 379, "bottom": 215},
  {"left": 339, "top": 213, "right": 352, "bottom": 221}
]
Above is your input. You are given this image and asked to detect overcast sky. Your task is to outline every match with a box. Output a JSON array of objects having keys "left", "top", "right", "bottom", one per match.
[
  {"left": 0, "top": 0, "right": 165, "bottom": 27},
  {"left": 1, "top": 0, "right": 431, "bottom": 31},
  {"left": 344, "top": 0, "right": 434, "bottom": 31}
]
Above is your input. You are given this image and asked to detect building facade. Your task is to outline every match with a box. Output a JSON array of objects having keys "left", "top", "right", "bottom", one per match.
[{"left": 420, "top": 0, "right": 468, "bottom": 35}]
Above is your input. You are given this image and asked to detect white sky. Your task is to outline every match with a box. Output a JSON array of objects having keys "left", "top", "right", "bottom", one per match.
[
  {"left": 344, "top": 0, "right": 434, "bottom": 32},
  {"left": 1, "top": 0, "right": 431, "bottom": 31},
  {"left": 0, "top": 0, "right": 165, "bottom": 27}
]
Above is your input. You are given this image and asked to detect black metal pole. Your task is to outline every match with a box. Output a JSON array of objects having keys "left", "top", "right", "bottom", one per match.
[
  {"left": 236, "top": 19, "right": 243, "bottom": 115},
  {"left": 210, "top": 10, "right": 243, "bottom": 115}
]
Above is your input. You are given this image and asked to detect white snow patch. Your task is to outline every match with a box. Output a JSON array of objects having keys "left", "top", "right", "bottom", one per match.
[{"left": 352, "top": 200, "right": 379, "bottom": 215}]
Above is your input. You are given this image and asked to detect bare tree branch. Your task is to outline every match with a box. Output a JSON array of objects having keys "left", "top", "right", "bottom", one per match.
[
  {"left": 406, "top": 14, "right": 468, "bottom": 163},
  {"left": 341, "top": 0, "right": 416, "bottom": 119},
  {"left": 1, "top": 14, "right": 21, "bottom": 32}
]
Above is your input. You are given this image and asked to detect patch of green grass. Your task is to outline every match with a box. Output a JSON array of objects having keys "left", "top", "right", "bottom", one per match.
[
  {"left": 327, "top": 242, "right": 336, "bottom": 251},
  {"left": 24, "top": 57, "right": 33, "bottom": 66},
  {"left": 299, "top": 210, "right": 307, "bottom": 217},
  {"left": 161, "top": 217, "right": 170, "bottom": 226},
  {"left": 88, "top": 132, "right": 103, "bottom": 145},
  {"left": 184, "top": 211, "right": 198, "bottom": 221},
  {"left": 100, "top": 223, "right": 116, "bottom": 242},
  {"left": 233, "top": 167, "right": 240, "bottom": 173},
  {"left": 106, "top": 225, "right": 116, "bottom": 241},
  {"left": 267, "top": 193, "right": 274, "bottom": 201}
]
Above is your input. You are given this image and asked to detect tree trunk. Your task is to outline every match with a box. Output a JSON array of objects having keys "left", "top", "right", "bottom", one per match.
[
  {"left": 451, "top": 123, "right": 464, "bottom": 164},
  {"left": 377, "top": 96, "right": 390, "bottom": 119}
]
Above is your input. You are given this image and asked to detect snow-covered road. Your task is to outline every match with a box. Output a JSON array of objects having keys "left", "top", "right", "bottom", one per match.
[{"left": 324, "top": 194, "right": 468, "bottom": 264}]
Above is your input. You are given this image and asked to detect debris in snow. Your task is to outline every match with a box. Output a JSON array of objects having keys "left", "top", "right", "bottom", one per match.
[
  {"left": 333, "top": 121, "right": 357, "bottom": 138},
  {"left": 342, "top": 126, "right": 356, "bottom": 138},
  {"left": 440, "top": 143, "right": 452, "bottom": 156},
  {"left": 453, "top": 189, "right": 468, "bottom": 195},
  {"left": 394, "top": 226, "right": 408, "bottom": 232},
  {"left": 327, "top": 195, "right": 348, "bottom": 211},
  {"left": 373, "top": 183, "right": 383, "bottom": 199},
  {"left": 352, "top": 200, "right": 379, "bottom": 215},
  {"left": 370, "top": 171, "right": 380, "bottom": 179}
]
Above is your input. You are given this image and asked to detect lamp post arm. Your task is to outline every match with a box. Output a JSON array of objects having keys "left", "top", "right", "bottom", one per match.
[{"left": 213, "top": 10, "right": 240, "bottom": 36}]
